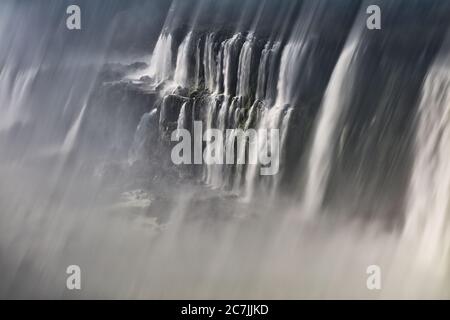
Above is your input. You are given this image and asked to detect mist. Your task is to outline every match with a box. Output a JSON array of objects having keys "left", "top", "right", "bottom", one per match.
[{"left": 0, "top": 0, "right": 449, "bottom": 299}]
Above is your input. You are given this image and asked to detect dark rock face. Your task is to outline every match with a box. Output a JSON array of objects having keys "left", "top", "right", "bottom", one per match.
[
  {"left": 78, "top": 80, "right": 158, "bottom": 159},
  {"left": 172, "top": 86, "right": 190, "bottom": 97},
  {"left": 159, "top": 94, "right": 190, "bottom": 139}
]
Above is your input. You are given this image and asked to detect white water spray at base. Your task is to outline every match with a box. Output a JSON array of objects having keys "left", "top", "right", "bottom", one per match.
[{"left": 404, "top": 62, "right": 450, "bottom": 269}]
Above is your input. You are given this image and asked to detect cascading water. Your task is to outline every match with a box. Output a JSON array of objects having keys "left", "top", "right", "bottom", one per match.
[
  {"left": 203, "top": 33, "right": 218, "bottom": 92},
  {"left": 404, "top": 55, "right": 450, "bottom": 268},
  {"left": 222, "top": 33, "right": 242, "bottom": 97},
  {"left": 1, "top": 0, "right": 450, "bottom": 299},
  {"left": 177, "top": 102, "right": 188, "bottom": 132},
  {"left": 301, "top": 40, "right": 359, "bottom": 217},
  {"left": 174, "top": 32, "right": 193, "bottom": 87},
  {"left": 148, "top": 33, "right": 174, "bottom": 83},
  {"left": 255, "top": 41, "right": 280, "bottom": 103},
  {"left": 236, "top": 33, "right": 255, "bottom": 98}
]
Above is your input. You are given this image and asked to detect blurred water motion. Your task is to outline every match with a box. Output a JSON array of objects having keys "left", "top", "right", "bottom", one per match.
[{"left": 0, "top": 0, "right": 449, "bottom": 299}]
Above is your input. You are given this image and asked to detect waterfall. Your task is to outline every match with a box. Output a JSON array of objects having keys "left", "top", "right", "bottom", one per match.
[
  {"left": 215, "top": 43, "right": 224, "bottom": 94},
  {"left": 145, "top": 0, "right": 366, "bottom": 200},
  {"left": 203, "top": 33, "right": 217, "bottom": 92},
  {"left": 404, "top": 60, "right": 450, "bottom": 266},
  {"left": 203, "top": 95, "right": 219, "bottom": 185},
  {"left": 255, "top": 42, "right": 280, "bottom": 102},
  {"left": 222, "top": 33, "right": 242, "bottom": 97},
  {"left": 236, "top": 33, "right": 254, "bottom": 98},
  {"left": 301, "top": 40, "right": 359, "bottom": 217},
  {"left": 4, "top": 0, "right": 450, "bottom": 300},
  {"left": 274, "top": 107, "right": 293, "bottom": 192},
  {"left": 275, "top": 41, "right": 307, "bottom": 106},
  {"left": 201, "top": 33, "right": 245, "bottom": 188},
  {"left": 148, "top": 33, "right": 173, "bottom": 83},
  {"left": 177, "top": 102, "right": 188, "bottom": 133},
  {"left": 242, "top": 0, "right": 336, "bottom": 198},
  {"left": 242, "top": 103, "right": 291, "bottom": 199},
  {"left": 138, "top": 0, "right": 450, "bottom": 216},
  {"left": 272, "top": 0, "right": 322, "bottom": 107},
  {"left": 235, "top": 102, "right": 259, "bottom": 194},
  {"left": 174, "top": 32, "right": 193, "bottom": 87}
]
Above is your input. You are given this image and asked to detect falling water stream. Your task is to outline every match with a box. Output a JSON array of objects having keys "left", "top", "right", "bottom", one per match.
[{"left": 0, "top": 0, "right": 449, "bottom": 299}]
